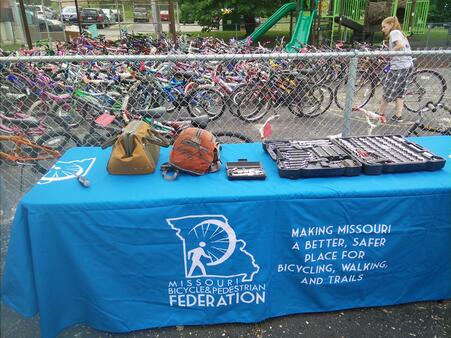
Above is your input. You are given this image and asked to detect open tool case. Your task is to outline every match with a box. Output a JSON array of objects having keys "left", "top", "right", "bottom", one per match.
[
  {"left": 263, "top": 139, "right": 362, "bottom": 179},
  {"left": 333, "top": 135, "right": 446, "bottom": 175}
]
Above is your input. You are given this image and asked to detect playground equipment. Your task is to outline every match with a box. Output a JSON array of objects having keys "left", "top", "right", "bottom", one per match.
[
  {"left": 319, "top": 0, "right": 430, "bottom": 43},
  {"left": 245, "top": 0, "right": 430, "bottom": 50},
  {"left": 246, "top": 2, "right": 317, "bottom": 52}
]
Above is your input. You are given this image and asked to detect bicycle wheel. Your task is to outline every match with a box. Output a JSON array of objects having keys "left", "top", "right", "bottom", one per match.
[
  {"left": 404, "top": 70, "right": 447, "bottom": 112},
  {"left": 288, "top": 85, "right": 328, "bottom": 118},
  {"left": 33, "top": 129, "right": 71, "bottom": 174},
  {"left": 235, "top": 87, "right": 272, "bottom": 122},
  {"left": 334, "top": 71, "right": 375, "bottom": 110},
  {"left": 187, "top": 219, "right": 237, "bottom": 266},
  {"left": 36, "top": 129, "right": 72, "bottom": 152},
  {"left": 82, "top": 120, "right": 122, "bottom": 147},
  {"left": 27, "top": 101, "right": 60, "bottom": 130},
  {"left": 27, "top": 100, "right": 52, "bottom": 117},
  {"left": 133, "top": 82, "right": 178, "bottom": 113},
  {"left": 228, "top": 83, "right": 247, "bottom": 117},
  {"left": 52, "top": 101, "right": 84, "bottom": 129},
  {"left": 187, "top": 87, "right": 225, "bottom": 121},
  {"left": 213, "top": 131, "right": 253, "bottom": 144}
]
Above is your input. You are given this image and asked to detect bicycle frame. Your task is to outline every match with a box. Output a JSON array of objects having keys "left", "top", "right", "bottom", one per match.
[
  {"left": 0, "top": 134, "right": 60, "bottom": 164},
  {"left": 0, "top": 112, "right": 49, "bottom": 137}
]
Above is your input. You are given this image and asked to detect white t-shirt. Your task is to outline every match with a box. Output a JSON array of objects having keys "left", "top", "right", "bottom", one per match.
[{"left": 389, "top": 30, "right": 413, "bottom": 70}]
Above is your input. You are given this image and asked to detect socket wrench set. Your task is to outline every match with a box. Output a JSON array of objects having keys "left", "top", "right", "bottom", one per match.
[
  {"left": 263, "top": 135, "right": 446, "bottom": 179},
  {"left": 263, "top": 139, "right": 362, "bottom": 179},
  {"left": 333, "top": 135, "right": 446, "bottom": 175},
  {"left": 226, "top": 160, "right": 267, "bottom": 180}
]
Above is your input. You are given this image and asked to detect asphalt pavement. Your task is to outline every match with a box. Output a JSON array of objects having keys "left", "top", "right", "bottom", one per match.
[{"left": 1, "top": 298, "right": 450, "bottom": 337}]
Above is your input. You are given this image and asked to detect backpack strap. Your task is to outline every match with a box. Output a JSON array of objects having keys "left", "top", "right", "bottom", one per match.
[
  {"left": 209, "top": 142, "right": 221, "bottom": 173},
  {"left": 161, "top": 163, "right": 179, "bottom": 180}
]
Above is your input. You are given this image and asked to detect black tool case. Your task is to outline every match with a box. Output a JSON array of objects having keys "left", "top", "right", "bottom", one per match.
[
  {"left": 263, "top": 139, "right": 362, "bottom": 179},
  {"left": 226, "top": 160, "right": 266, "bottom": 180},
  {"left": 332, "top": 135, "right": 446, "bottom": 175}
]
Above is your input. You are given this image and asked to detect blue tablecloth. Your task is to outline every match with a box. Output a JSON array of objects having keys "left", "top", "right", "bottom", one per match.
[{"left": 2, "top": 136, "right": 451, "bottom": 338}]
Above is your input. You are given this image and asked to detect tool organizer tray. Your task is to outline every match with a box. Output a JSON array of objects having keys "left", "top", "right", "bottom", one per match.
[
  {"left": 333, "top": 135, "right": 446, "bottom": 175},
  {"left": 263, "top": 139, "right": 362, "bottom": 179}
]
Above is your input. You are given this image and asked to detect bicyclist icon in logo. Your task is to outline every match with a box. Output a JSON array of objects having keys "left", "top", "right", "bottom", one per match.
[
  {"left": 38, "top": 158, "right": 96, "bottom": 185},
  {"left": 167, "top": 215, "right": 259, "bottom": 282}
]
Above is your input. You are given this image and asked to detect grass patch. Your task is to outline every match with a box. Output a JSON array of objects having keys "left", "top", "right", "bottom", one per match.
[
  {"left": 187, "top": 30, "right": 291, "bottom": 45},
  {"left": 0, "top": 43, "right": 24, "bottom": 51},
  {"left": 370, "top": 27, "right": 448, "bottom": 48},
  {"left": 187, "top": 30, "right": 247, "bottom": 40}
]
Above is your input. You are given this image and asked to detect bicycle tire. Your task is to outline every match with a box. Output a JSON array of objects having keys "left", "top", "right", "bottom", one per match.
[
  {"left": 288, "top": 85, "right": 329, "bottom": 118},
  {"left": 133, "top": 81, "right": 178, "bottom": 114},
  {"left": 235, "top": 87, "right": 272, "bottom": 123},
  {"left": 187, "top": 87, "right": 225, "bottom": 121},
  {"left": 34, "top": 129, "right": 72, "bottom": 174},
  {"left": 52, "top": 101, "right": 84, "bottom": 129},
  {"left": 313, "top": 85, "right": 334, "bottom": 117},
  {"left": 404, "top": 69, "right": 447, "bottom": 112},
  {"left": 27, "top": 100, "right": 52, "bottom": 118},
  {"left": 213, "top": 131, "right": 253, "bottom": 144},
  {"left": 82, "top": 120, "right": 123, "bottom": 147},
  {"left": 36, "top": 129, "right": 72, "bottom": 152},
  {"left": 334, "top": 71, "right": 375, "bottom": 110},
  {"left": 28, "top": 100, "right": 77, "bottom": 130}
]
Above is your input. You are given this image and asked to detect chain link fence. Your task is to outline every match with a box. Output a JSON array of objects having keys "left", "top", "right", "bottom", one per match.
[{"left": 0, "top": 49, "right": 450, "bottom": 229}]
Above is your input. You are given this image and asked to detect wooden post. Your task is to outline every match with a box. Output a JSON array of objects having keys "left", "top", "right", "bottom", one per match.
[
  {"left": 18, "top": 0, "right": 32, "bottom": 49},
  {"left": 74, "top": 0, "right": 83, "bottom": 36},
  {"left": 168, "top": 0, "right": 177, "bottom": 46}
]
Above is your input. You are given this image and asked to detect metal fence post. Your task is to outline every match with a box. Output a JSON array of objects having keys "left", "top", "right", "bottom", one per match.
[{"left": 342, "top": 51, "right": 358, "bottom": 137}]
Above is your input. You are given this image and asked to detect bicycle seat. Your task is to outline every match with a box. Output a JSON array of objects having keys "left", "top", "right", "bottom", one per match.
[{"left": 189, "top": 115, "right": 209, "bottom": 129}]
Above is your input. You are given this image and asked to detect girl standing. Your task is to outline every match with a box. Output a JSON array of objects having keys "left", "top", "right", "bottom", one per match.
[{"left": 378, "top": 16, "right": 413, "bottom": 122}]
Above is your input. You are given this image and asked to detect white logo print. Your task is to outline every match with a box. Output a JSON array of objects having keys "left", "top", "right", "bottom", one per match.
[
  {"left": 38, "top": 158, "right": 96, "bottom": 184},
  {"left": 167, "top": 215, "right": 259, "bottom": 282}
]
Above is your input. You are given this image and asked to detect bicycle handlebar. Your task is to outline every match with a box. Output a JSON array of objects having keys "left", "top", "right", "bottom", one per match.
[
  {"left": 440, "top": 103, "right": 450, "bottom": 113},
  {"left": 422, "top": 102, "right": 450, "bottom": 114},
  {"left": 426, "top": 102, "right": 437, "bottom": 112}
]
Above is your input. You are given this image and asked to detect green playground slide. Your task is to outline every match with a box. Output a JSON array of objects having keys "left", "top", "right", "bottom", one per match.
[
  {"left": 248, "top": 2, "right": 297, "bottom": 42},
  {"left": 285, "top": 10, "right": 317, "bottom": 52}
]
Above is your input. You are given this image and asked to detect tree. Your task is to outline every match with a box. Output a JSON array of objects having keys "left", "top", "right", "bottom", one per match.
[
  {"left": 179, "top": 0, "right": 291, "bottom": 35},
  {"left": 428, "top": 0, "right": 451, "bottom": 22}
]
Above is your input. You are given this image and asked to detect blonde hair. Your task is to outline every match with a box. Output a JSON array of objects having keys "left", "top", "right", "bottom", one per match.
[{"left": 382, "top": 16, "right": 406, "bottom": 36}]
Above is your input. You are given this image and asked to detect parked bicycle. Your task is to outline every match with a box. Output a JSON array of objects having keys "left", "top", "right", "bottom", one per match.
[
  {"left": 0, "top": 132, "right": 61, "bottom": 175},
  {"left": 334, "top": 59, "right": 447, "bottom": 112},
  {"left": 235, "top": 67, "right": 331, "bottom": 122},
  {"left": 406, "top": 102, "right": 451, "bottom": 136}
]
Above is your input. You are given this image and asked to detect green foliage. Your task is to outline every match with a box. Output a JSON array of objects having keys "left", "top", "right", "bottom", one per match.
[
  {"left": 179, "top": 0, "right": 288, "bottom": 28},
  {"left": 428, "top": 0, "right": 451, "bottom": 22},
  {"left": 0, "top": 43, "right": 24, "bottom": 51},
  {"left": 189, "top": 29, "right": 291, "bottom": 45},
  {"left": 26, "top": 0, "right": 51, "bottom": 6}
]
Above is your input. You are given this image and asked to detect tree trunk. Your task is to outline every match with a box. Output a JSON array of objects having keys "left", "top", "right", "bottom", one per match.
[{"left": 244, "top": 15, "right": 256, "bottom": 35}]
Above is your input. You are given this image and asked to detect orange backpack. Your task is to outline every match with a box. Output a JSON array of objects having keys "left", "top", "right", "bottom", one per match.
[{"left": 161, "top": 127, "right": 220, "bottom": 180}]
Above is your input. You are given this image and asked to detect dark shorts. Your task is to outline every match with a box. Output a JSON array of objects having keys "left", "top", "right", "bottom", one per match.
[{"left": 382, "top": 67, "right": 413, "bottom": 102}]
